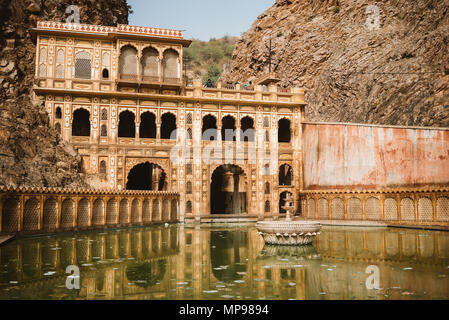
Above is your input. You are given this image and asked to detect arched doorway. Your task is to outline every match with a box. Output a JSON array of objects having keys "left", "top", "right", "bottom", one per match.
[
  {"left": 278, "top": 118, "right": 291, "bottom": 143},
  {"left": 72, "top": 108, "right": 90, "bottom": 136},
  {"left": 210, "top": 164, "right": 247, "bottom": 214},
  {"left": 126, "top": 162, "right": 166, "bottom": 191},
  {"left": 279, "top": 164, "right": 293, "bottom": 186}
]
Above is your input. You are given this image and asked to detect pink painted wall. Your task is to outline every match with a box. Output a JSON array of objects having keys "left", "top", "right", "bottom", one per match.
[{"left": 302, "top": 123, "right": 449, "bottom": 190}]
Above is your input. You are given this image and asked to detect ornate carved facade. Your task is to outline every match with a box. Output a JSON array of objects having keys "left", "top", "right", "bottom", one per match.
[{"left": 32, "top": 21, "right": 306, "bottom": 222}]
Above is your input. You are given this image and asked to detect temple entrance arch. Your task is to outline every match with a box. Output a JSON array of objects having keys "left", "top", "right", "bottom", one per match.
[
  {"left": 210, "top": 164, "right": 247, "bottom": 214},
  {"left": 126, "top": 162, "right": 167, "bottom": 190}
]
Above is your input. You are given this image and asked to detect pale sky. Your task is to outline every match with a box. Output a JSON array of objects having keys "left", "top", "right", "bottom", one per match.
[{"left": 128, "top": 0, "right": 274, "bottom": 41}]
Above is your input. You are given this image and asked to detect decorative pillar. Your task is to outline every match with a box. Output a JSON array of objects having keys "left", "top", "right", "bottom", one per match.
[{"left": 135, "top": 121, "right": 140, "bottom": 141}]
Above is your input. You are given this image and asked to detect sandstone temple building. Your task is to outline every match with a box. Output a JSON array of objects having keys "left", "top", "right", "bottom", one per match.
[
  {"left": 20, "top": 20, "right": 449, "bottom": 230},
  {"left": 31, "top": 21, "right": 305, "bottom": 224}
]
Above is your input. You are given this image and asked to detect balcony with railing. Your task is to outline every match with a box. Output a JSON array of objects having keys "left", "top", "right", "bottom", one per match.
[
  {"left": 117, "top": 74, "right": 181, "bottom": 86},
  {"left": 184, "top": 79, "right": 305, "bottom": 104}
]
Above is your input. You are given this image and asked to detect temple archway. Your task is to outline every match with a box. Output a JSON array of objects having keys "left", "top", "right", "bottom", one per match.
[
  {"left": 126, "top": 162, "right": 166, "bottom": 191},
  {"left": 210, "top": 164, "right": 247, "bottom": 214}
]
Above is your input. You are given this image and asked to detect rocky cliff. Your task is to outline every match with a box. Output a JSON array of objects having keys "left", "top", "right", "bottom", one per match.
[
  {"left": 221, "top": 0, "right": 449, "bottom": 127},
  {"left": 0, "top": 0, "right": 128, "bottom": 188}
]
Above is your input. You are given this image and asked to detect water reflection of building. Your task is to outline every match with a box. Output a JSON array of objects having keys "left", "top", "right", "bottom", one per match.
[{"left": 0, "top": 226, "right": 447, "bottom": 299}]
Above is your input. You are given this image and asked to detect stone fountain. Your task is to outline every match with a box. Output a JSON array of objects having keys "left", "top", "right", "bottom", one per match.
[{"left": 256, "top": 193, "right": 321, "bottom": 245}]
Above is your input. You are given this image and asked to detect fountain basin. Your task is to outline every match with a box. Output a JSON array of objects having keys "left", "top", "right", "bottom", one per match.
[{"left": 256, "top": 220, "right": 321, "bottom": 245}]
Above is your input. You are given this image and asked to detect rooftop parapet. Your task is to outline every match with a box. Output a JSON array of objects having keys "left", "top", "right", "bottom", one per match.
[{"left": 34, "top": 21, "right": 189, "bottom": 45}]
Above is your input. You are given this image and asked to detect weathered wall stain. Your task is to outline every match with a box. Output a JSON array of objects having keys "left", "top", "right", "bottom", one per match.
[{"left": 302, "top": 123, "right": 449, "bottom": 190}]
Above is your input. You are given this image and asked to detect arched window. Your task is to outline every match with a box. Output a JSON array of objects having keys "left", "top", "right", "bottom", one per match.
[
  {"left": 186, "top": 181, "right": 192, "bottom": 194},
  {"left": 55, "top": 65, "right": 64, "bottom": 78},
  {"left": 57, "top": 49, "right": 65, "bottom": 63},
  {"left": 186, "top": 128, "right": 192, "bottom": 140},
  {"left": 221, "top": 115, "right": 236, "bottom": 141},
  {"left": 99, "top": 160, "right": 107, "bottom": 174},
  {"left": 240, "top": 116, "right": 255, "bottom": 142},
  {"left": 102, "top": 68, "right": 109, "bottom": 79},
  {"left": 101, "top": 109, "right": 108, "bottom": 120},
  {"left": 100, "top": 124, "right": 107, "bottom": 137},
  {"left": 265, "top": 201, "right": 270, "bottom": 213},
  {"left": 72, "top": 108, "right": 90, "bottom": 136},
  {"left": 55, "top": 107, "right": 62, "bottom": 119},
  {"left": 161, "top": 113, "right": 176, "bottom": 139},
  {"left": 102, "top": 52, "right": 110, "bottom": 66},
  {"left": 141, "top": 47, "right": 159, "bottom": 80},
  {"left": 56, "top": 49, "right": 64, "bottom": 78},
  {"left": 55, "top": 122, "right": 61, "bottom": 135},
  {"left": 186, "top": 113, "right": 192, "bottom": 124},
  {"left": 162, "top": 49, "right": 179, "bottom": 81},
  {"left": 278, "top": 118, "right": 291, "bottom": 143},
  {"left": 140, "top": 112, "right": 156, "bottom": 138},
  {"left": 119, "top": 46, "right": 138, "bottom": 80},
  {"left": 264, "top": 130, "right": 269, "bottom": 142},
  {"left": 265, "top": 182, "right": 270, "bottom": 194},
  {"left": 186, "top": 201, "right": 192, "bottom": 214},
  {"left": 39, "top": 63, "right": 46, "bottom": 77},
  {"left": 279, "top": 164, "right": 293, "bottom": 186},
  {"left": 118, "top": 111, "right": 135, "bottom": 138},
  {"left": 39, "top": 47, "right": 47, "bottom": 63},
  {"left": 74, "top": 51, "right": 92, "bottom": 79},
  {"left": 202, "top": 115, "right": 217, "bottom": 141},
  {"left": 186, "top": 163, "right": 192, "bottom": 175}
]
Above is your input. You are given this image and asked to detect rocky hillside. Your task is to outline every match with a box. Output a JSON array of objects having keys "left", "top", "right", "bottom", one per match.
[
  {"left": 0, "top": 0, "right": 128, "bottom": 188},
  {"left": 221, "top": 0, "right": 449, "bottom": 127},
  {"left": 183, "top": 36, "right": 238, "bottom": 85}
]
